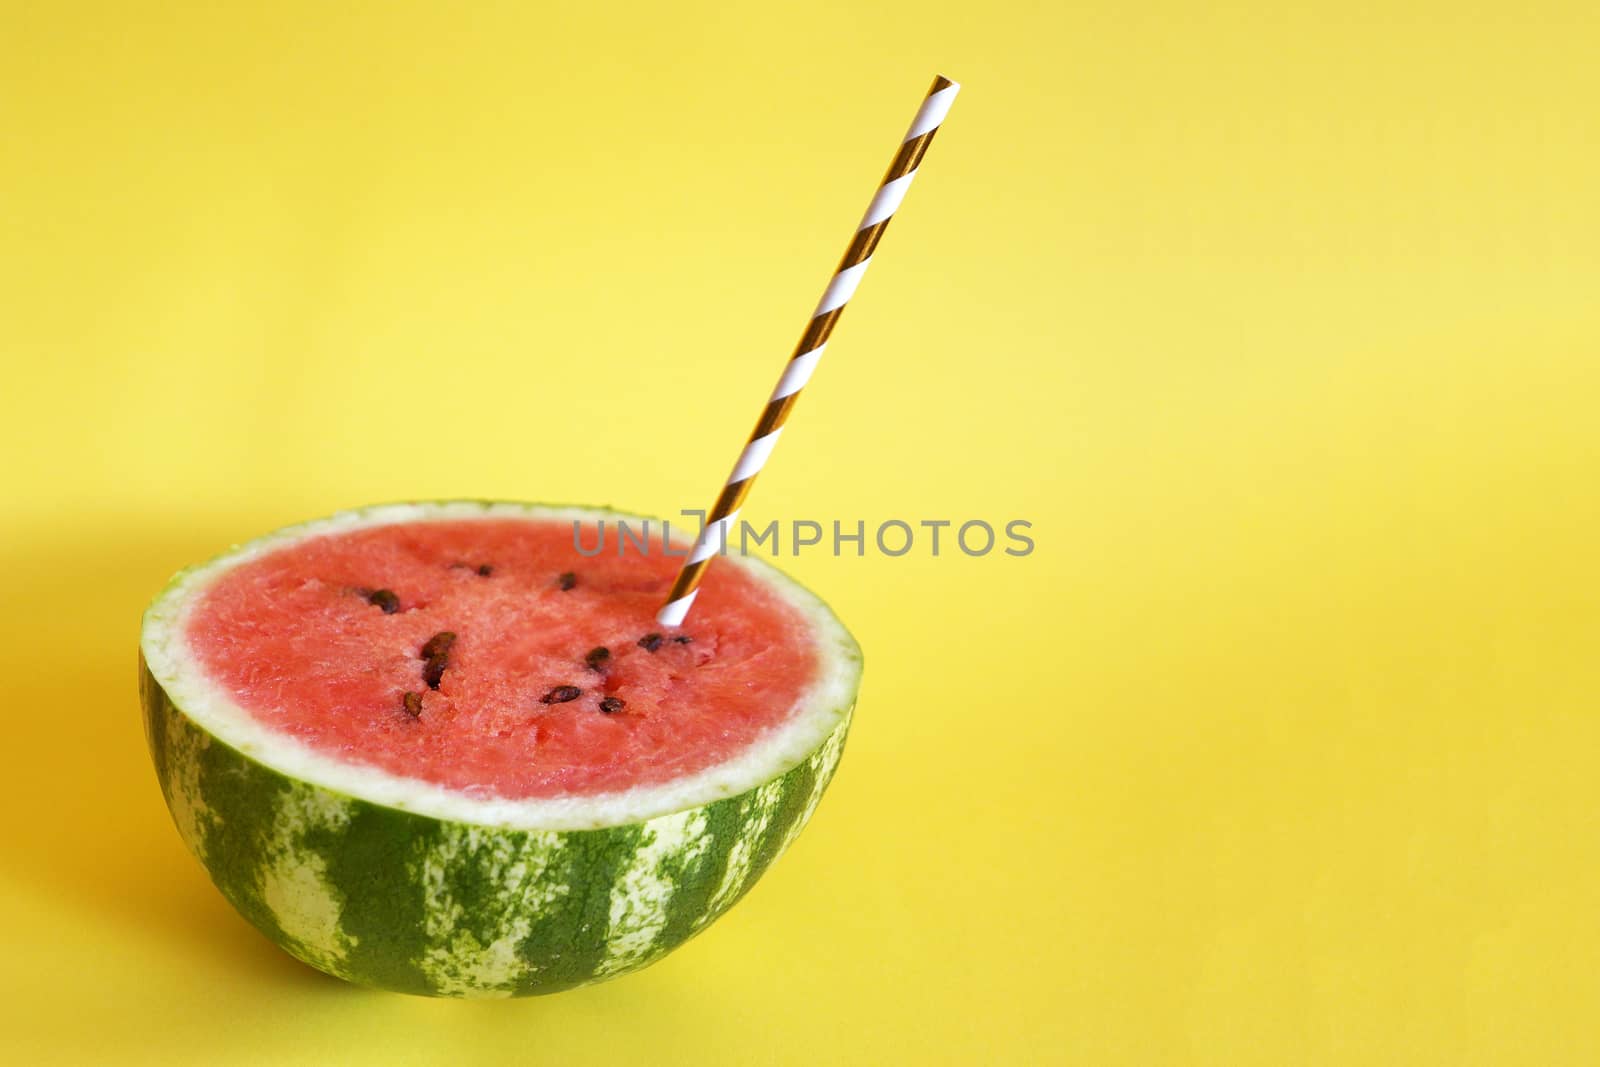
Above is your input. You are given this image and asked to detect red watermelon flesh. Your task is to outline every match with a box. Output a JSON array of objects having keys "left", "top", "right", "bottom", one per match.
[{"left": 184, "top": 517, "right": 819, "bottom": 800}]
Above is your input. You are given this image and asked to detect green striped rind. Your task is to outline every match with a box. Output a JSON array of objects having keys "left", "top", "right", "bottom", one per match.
[{"left": 140, "top": 655, "right": 854, "bottom": 998}]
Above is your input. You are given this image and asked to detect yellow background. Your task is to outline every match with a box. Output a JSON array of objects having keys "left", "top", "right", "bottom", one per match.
[{"left": 3, "top": 1, "right": 1598, "bottom": 1063}]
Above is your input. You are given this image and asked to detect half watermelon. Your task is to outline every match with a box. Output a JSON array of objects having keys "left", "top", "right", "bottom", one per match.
[{"left": 138, "top": 502, "right": 861, "bottom": 997}]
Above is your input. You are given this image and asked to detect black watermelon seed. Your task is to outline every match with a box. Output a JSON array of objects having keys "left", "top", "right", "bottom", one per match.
[
  {"left": 401, "top": 691, "right": 423, "bottom": 717},
  {"left": 422, "top": 654, "right": 449, "bottom": 690},
  {"left": 420, "top": 631, "right": 457, "bottom": 660},
  {"left": 477, "top": 564, "right": 493, "bottom": 577},
  {"left": 367, "top": 589, "right": 401, "bottom": 614},
  {"left": 638, "top": 632, "right": 663, "bottom": 652},
  {"left": 558, "top": 571, "right": 577, "bottom": 591},
  {"left": 541, "top": 685, "right": 582, "bottom": 705},
  {"left": 672, "top": 635, "right": 692, "bottom": 645},
  {"left": 584, "top": 646, "right": 611, "bottom": 672},
  {"left": 598, "top": 696, "right": 625, "bottom": 714}
]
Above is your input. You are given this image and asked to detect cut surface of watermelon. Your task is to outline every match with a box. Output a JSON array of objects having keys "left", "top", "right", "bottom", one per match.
[{"left": 141, "top": 502, "right": 860, "bottom": 832}]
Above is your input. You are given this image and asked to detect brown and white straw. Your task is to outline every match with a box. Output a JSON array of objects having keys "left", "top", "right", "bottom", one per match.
[{"left": 657, "top": 75, "right": 960, "bottom": 627}]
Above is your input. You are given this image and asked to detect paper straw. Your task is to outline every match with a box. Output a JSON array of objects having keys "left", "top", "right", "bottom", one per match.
[{"left": 657, "top": 75, "right": 961, "bottom": 627}]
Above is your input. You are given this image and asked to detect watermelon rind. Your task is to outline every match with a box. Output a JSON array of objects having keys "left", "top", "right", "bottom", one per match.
[{"left": 138, "top": 501, "right": 861, "bottom": 997}]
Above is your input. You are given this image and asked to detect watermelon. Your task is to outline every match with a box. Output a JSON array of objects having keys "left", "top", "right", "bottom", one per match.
[{"left": 138, "top": 502, "right": 861, "bottom": 997}]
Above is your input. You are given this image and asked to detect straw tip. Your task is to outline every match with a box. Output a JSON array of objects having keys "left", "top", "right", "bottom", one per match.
[
  {"left": 656, "top": 593, "right": 695, "bottom": 628},
  {"left": 933, "top": 74, "right": 961, "bottom": 93}
]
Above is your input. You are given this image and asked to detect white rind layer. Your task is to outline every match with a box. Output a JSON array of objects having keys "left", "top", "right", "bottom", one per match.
[{"left": 140, "top": 501, "right": 862, "bottom": 832}]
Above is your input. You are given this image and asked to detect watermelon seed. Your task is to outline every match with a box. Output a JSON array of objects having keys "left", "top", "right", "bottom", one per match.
[
  {"left": 477, "top": 564, "right": 493, "bottom": 576},
  {"left": 558, "top": 571, "right": 577, "bottom": 591},
  {"left": 673, "top": 635, "right": 692, "bottom": 644},
  {"left": 638, "top": 632, "right": 664, "bottom": 652},
  {"left": 420, "top": 631, "right": 457, "bottom": 659},
  {"left": 366, "top": 589, "right": 401, "bottom": 614},
  {"left": 584, "top": 646, "right": 611, "bottom": 672},
  {"left": 598, "top": 696, "right": 625, "bottom": 714},
  {"left": 420, "top": 631, "right": 456, "bottom": 690},
  {"left": 401, "top": 691, "right": 423, "bottom": 717},
  {"left": 541, "top": 685, "right": 582, "bottom": 705}
]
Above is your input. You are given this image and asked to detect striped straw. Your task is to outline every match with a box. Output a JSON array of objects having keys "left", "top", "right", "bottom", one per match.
[{"left": 657, "top": 74, "right": 960, "bottom": 627}]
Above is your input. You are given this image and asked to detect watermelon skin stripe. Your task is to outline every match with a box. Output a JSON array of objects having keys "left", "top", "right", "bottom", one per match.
[{"left": 140, "top": 654, "right": 854, "bottom": 998}]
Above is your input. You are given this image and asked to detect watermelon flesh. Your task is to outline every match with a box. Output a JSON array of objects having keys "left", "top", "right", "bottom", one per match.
[{"left": 186, "top": 518, "right": 818, "bottom": 800}]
